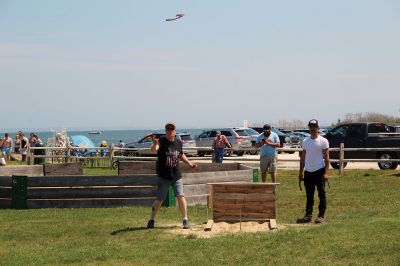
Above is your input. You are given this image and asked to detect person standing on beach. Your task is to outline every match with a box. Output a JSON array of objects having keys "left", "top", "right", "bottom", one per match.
[
  {"left": 19, "top": 132, "right": 29, "bottom": 162},
  {"left": 297, "top": 119, "right": 330, "bottom": 224},
  {"left": 147, "top": 122, "right": 197, "bottom": 229},
  {"left": 14, "top": 134, "right": 21, "bottom": 153},
  {"left": 212, "top": 131, "right": 232, "bottom": 163},
  {"left": 255, "top": 124, "right": 280, "bottom": 183},
  {"left": 2, "top": 133, "right": 13, "bottom": 161}
]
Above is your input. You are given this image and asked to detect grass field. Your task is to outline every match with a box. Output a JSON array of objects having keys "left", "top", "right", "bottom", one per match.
[{"left": 1, "top": 169, "right": 399, "bottom": 265}]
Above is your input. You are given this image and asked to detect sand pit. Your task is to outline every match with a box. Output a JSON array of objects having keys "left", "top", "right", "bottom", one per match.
[{"left": 168, "top": 221, "right": 316, "bottom": 238}]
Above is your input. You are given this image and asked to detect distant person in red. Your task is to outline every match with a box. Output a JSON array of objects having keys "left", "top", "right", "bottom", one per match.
[
  {"left": 212, "top": 131, "right": 232, "bottom": 163},
  {"left": 147, "top": 122, "right": 197, "bottom": 229}
]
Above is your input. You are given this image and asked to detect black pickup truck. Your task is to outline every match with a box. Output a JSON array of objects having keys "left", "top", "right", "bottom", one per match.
[{"left": 324, "top": 122, "right": 400, "bottom": 170}]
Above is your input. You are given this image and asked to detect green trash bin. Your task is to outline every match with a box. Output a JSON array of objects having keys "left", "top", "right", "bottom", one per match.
[
  {"left": 33, "top": 142, "right": 46, "bottom": 165},
  {"left": 162, "top": 186, "right": 176, "bottom": 207},
  {"left": 12, "top": 175, "right": 28, "bottom": 209}
]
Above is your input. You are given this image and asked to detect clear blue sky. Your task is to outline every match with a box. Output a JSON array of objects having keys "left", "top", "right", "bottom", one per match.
[{"left": 1, "top": 0, "right": 399, "bottom": 131}]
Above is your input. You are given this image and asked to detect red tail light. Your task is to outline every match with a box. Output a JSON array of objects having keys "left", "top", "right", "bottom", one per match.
[{"left": 235, "top": 136, "right": 244, "bottom": 140}]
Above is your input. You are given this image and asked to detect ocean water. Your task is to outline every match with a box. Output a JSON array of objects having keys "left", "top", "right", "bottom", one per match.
[{"left": 2, "top": 129, "right": 206, "bottom": 146}]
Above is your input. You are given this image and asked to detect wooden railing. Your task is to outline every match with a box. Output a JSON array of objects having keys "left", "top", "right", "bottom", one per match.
[{"left": 26, "top": 144, "right": 400, "bottom": 173}]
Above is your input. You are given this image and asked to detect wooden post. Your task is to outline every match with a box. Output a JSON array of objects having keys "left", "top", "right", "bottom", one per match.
[
  {"left": 109, "top": 145, "right": 114, "bottom": 169},
  {"left": 339, "top": 143, "right": 344, "bottom": 175},
  {"left": 66, "top": 143, "right": 71, "bottom": 163},
  {"left": 27, "top": 146, "right": 31, "bottom": 165}
]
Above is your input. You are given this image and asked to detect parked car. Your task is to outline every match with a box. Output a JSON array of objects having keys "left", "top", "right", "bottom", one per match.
[
  {"left": 250, "top": 127, "right": 300, "bottom": 152},
  {"left": 324, "top": 122, "right": 400, "bottom": 169},
  {"left": 195, "top": 128, "right": 252, "bottom": 157},
  {"left": 124, "top": 132, "right": 197, "bottom": 156},
  {"left": 291, "top": 131, "right": 311, "bottom": 143},
  {"left": 233, "top": 127, "right": 260, "bottom": 155}
]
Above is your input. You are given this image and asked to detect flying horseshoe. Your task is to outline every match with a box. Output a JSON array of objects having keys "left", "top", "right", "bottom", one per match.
[{"left": 166, "top": 13, "right": 185, "bottom": 22}]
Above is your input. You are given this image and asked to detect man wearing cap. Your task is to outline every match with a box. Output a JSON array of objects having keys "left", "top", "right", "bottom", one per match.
[
  {"left": 147, "top": 122, "right": 197, "bottom": 229},
  {"left": 297, "top": 119, "right": 330, "bottom": 224},
  {"left": 212, "top": 131, "right": 233, "bottom": 163},
  {"left": 255, "top": 124, "right": 280, "bottom": 183}
]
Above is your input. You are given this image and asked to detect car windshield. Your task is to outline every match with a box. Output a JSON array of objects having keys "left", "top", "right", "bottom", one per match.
[
  {"left": 243, "top": 128, "right": 259, "bottom": 135},
  {"left": 179, "top": 134, "right": 193, "bottom": 141},
  {"left": 272, "top": 128, "right": 285, "bottom": 136},
  {"left": 234, "top": 129, "right": 248, "bottom": 136}
]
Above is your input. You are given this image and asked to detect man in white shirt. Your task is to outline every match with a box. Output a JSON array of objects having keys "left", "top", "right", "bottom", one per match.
[{"left": 298, "top": 119, "right": 330, "bottom": 224}]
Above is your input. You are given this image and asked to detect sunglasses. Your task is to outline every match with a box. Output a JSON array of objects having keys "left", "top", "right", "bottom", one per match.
[{"left": 166, "top": 127, "right": 175, "bottom": 131}]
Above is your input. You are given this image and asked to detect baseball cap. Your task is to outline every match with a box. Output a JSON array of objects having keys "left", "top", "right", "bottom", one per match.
[
  {"left": 216, "top": 130, "right": 221, "bottom": 135},
  {"left": 308, "top": 119, "right": 319, "bottom": 127},
  {"left": 263, "top": 124, "right": 271, "bottom": 131},
  {"left": 165, "top": 122, "right": 176, "bottom": 130}
]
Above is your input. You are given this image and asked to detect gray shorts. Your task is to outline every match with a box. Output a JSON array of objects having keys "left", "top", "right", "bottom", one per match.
[
  {"left": 260, "top": 155, "right": 277, "bottom": 173},
  {"left": 156, "top": 177, "right": 184, "bottom": 201}
]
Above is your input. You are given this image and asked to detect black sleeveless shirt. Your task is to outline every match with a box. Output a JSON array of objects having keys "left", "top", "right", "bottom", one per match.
[{"left": 156, "top": 136, "right": 183, "bottom": 181}]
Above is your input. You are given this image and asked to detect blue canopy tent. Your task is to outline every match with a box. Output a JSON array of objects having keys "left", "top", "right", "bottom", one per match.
[{"left": 70, "top": 135, "right": 97, "bottom": 155}]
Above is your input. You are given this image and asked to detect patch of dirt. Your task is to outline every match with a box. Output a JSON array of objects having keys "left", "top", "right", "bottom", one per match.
[{"left": 168, "top": 221, "right": 316, "bottom": 238}]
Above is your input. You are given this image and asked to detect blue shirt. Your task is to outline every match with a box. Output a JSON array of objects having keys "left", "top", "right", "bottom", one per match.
[{"left": 256, "top": 132, "right": 280, "bottom": 158}]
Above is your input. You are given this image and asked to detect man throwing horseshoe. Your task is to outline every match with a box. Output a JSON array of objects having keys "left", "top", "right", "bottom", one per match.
[{"left": 147, "top": 122, "right": 197, "bottom": 229}]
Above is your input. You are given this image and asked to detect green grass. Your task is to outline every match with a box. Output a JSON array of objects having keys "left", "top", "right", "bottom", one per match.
[{"left": 1, "top": 170, "right": 399, "bottom": 265}]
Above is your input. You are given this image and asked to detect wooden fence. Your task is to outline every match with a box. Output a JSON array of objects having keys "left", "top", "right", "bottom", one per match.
[
  {"left": 0, "top": 162, "right": 253, "bottom": 209},
  {"left": 25, "top": 145, "right": 400, "bottom": 174}
]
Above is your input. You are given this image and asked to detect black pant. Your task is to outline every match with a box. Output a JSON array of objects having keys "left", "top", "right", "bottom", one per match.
[{"left": 304, "top": 168, "right": 326, "bottom": 217}]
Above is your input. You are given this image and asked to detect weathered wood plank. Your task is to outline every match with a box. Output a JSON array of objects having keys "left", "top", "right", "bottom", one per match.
[
  {"left": 118, "top": 161, "right": 156, "bottom": 175},
  {"left": 27, "top": 197, "right": 155, "bottom": 208},
  {"left": 0, "top": 198, "right": 11, "bottom": 208},
  {"left": 238, "top": 164, "right": 254, "bottom": 170},
  {"left": 204, "top": 220, "right": 214, "bottom": 231},
  {"left": 214, "top": 210, "right": 275, "bottom": 218},
  {"left": 269, "top": 219, "right": 278, "bottom": 229},
  {"left": 28, "top": 186, "right": 157, "bottom": 199},
  {"left": 44, "top": 163, "right": 83, "bottom": 176},
  {"left": 0, "top": 166, "right": 43, "bottom": 176},
  {"left": 181, "top": 163, "right": 238, "bottom": 173},
  {"left": 28, "top": 175, "right": 158, "bottom": 187},
  {"left": 214, "top": 193, "right": 275, "bottom": 201},
  {"left": 182, "top": 170, "right": 252, "bottom": 185},
  {"left": 0, "top": 176, "right": 11, "bottom": 187},
  {"left": 213, "top": 185, "right": 275, "bottom": 194},
  {"left": 0, "top": 187, "right": 12, "bottom": 198},
  {"left": 214, "top": 216, "right": 272, "bottom": 222},
  {"left": 213, "top": 201, "right": 275, "bottom": 209},
  {"left": 213, "top": 205, "right": 275, "bottom": 213}
]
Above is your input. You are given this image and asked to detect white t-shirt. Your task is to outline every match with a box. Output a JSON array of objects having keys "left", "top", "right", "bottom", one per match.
[{"left": 301, "top": 135, "right": 329, "bottom": 172}]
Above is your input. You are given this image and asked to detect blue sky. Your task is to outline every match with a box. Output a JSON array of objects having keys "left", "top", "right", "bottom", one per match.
[{"left": 1, "top": 0, "right": 400, "bottom": 130}]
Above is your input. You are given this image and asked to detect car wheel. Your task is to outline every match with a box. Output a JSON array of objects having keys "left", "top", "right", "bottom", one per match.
[
  {"left": 377, "top": 152, "right": 398, "bottom": 170},
  {"left": 235, "top": 151, "right": 245, "bottom": 156},
  {"left": 197, "top": 151, "right": 205, "bottom": 157},
  {"left": 330, "top": 162, "right": 347, "bottom": 169},
  {"left": 224, "top": 150, "right": 232, "bottom": 157}
]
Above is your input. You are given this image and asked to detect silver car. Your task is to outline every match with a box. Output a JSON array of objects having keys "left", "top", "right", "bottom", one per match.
[
  {"left": 195, "top": 128, "right": 252, "bottom": 157},
  {"left": 124, "top": 132, "right": 197, "bottom": 156}
]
